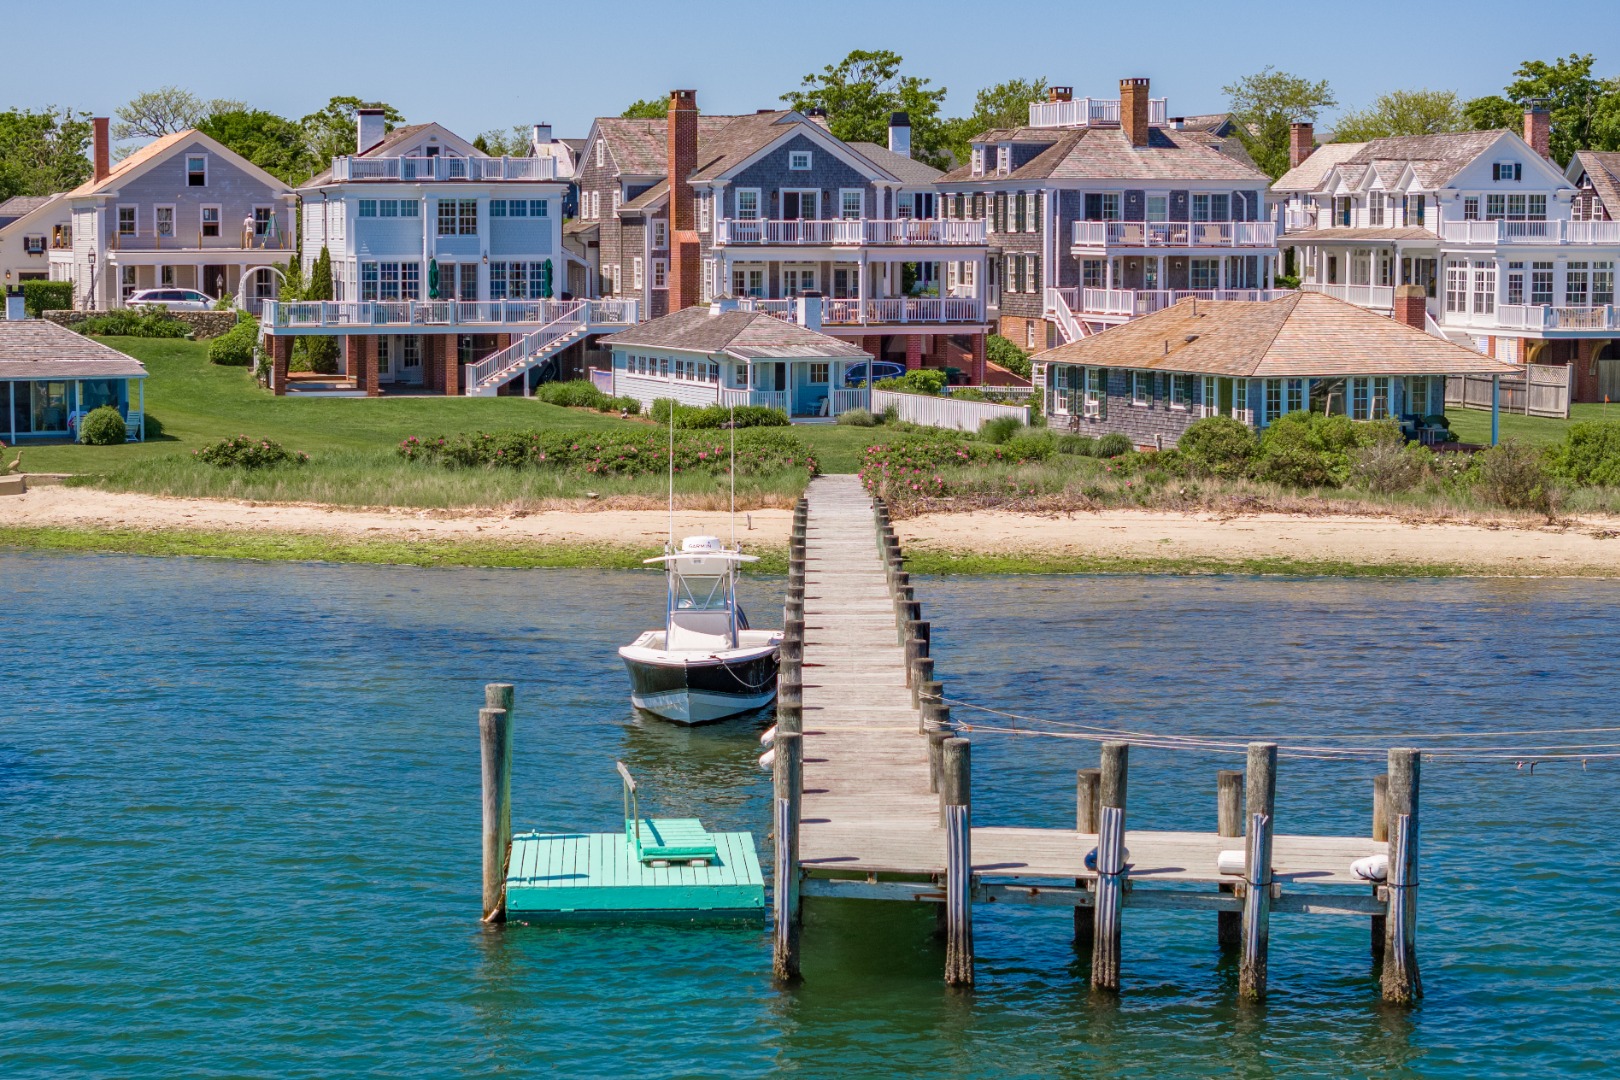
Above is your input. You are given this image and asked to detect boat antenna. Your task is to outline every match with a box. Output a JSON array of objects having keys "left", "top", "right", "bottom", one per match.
[
  {"left": 667, "top": 396, "right": 675, "bottom": 553},
  {"left": 729, "top": 399, "right": 736, "bottom": 550}
]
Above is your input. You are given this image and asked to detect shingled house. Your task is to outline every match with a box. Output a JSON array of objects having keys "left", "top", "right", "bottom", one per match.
[{"left": 1035, "top": 290, "right": 1517, "bottom": 448}]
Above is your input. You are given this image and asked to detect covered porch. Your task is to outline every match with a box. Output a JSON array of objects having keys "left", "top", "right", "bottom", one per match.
[
  {"left": 0, "top": 318, "right": 148, "bottom": 442},
  {"left": 724, "top": 252, "right": 986, "bottom": 327}
]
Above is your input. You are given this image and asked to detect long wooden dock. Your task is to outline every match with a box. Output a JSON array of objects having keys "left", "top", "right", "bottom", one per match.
[{"left": 770, "top": 474, "right": 1421, "bottom": 1003}]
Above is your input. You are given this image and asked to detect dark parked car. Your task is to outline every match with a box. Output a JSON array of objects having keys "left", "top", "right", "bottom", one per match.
[{"left": 842, "top": 360, "right": 906, "bottom": 387}]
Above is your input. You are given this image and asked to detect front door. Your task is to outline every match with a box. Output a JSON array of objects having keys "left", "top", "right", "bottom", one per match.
[{"left": 202, "top": 265, "right": 228, "bottom": 302}]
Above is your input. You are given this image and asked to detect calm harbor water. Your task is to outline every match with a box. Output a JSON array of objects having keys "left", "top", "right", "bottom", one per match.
[{"left": 3, "top": 553, "right": 1618, "bottom": 1078}]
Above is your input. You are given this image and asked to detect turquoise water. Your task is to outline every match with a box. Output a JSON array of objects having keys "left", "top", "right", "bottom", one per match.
[{"left": 3, "top": 554, "right": 1618, "bottom": 1078}]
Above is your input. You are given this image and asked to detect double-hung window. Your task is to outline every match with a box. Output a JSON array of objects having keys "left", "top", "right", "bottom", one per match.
[
  {"left": 117, "top": 206, "right": 136, "bottom": 237},
  {"left": 1472, "top": 260, "right": 1496, "bottom": 314},
  {"left": 1406, "top": 377, "right": 1432, "bottom": 416},
  {"left": 1082, "top": 259, "right": 1105, "bottom": 289},
  {"left": 632, "top": 257, "right": 643, "bottom": 290},
  {"left": 840, "top": 189, "right": 863, "bottom": 220},
  {"left": 186, "top": 155, "right": 207, "bottom": 186},
  {"left": 154, "top": 206, "right": 175, "bottom": 239},
  {"left": 253, "top": 207, "right": 272, "bottom": 236},
  {"left": 1506, "top": 262, "right": 1525, "bottom": 306},
  {"left": 1594, "top": 262, "right": 1615, "bottom": 306},
  {"left": 1527, "top": 195, "right": 1547, "bottom": 220},
  {"left": 1444, "top": 260, "right": 1468, "bottom": 313},
  {"left": 201, "top": 206, "right": 220, "bottom": 238},
  {"left": 1463, "top": 196, "right": 1480, "bottom": 221},
  {"left": 1169, "top": 374, "right": 1192, "bottom": 411},
  {"left": 438, "top": 199, "right": 477, "bottom": 236},
  {"left": 1486, "top": 194, "right": 1506, "bottom": 221},
  {"left": 1131, "top": 371, "right": 1149, "bottom": 406},
  {"left": 1567, "top": 261, "right": 1590, "bottom": 307},
  {"left": 1405, "top": 194, "right": 1426, "bottom": 226},
  {"left": 1083, "top": 368, "right": 1107, "bottom": 418},
  {"left": 1367, "top": 191, "right": 1385, "bottom": 226},
  {"left": 1531, "top": 262, "right": 1554, "bottom": 306},
  {"left": 735, "top": 189, "right": 760, "bottom": 221},
  {"left": 698, "top": 193, "right": 711, "bottom": 232},
  {"left": 652, "top": 258, "right": 667, "bottom": 289},
  {"left": 652, "top": 220, "right": 668, "bottom": 249}
]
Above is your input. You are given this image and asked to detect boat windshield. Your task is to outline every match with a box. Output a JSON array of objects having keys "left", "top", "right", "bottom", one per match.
[{"left": 673, "top": 574, "right": 730, "bottom": 611}]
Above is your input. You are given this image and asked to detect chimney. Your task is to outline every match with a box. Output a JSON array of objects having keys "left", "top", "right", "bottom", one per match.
[
  {"left": 1525, "top": 102, "right": 1551, "bottom": 160},
  {"left": 796, "top": 291, "right": 823, "bottom": 332},
  {"left": 532, "top": 123, "right": 551, "bottom": 146},
  {"left": 1120, "top": 77, "right": 1151, "bottom": 148},
  {"left": 710, "top": 295, "right": 740, "bottom": 315},
  {"left": 1394, "top": 283, "right": 1427, "bottom": 330},
  {"left": 1289, "top": 122, "right": 1315, "bottom": 169},
  {"left": 356, "top": 108, "right": 386, "bottom": 155},
  {"left": 1169, "top": 116, "right": 1186, "bottom": 131},
  {"left": 92, "top": 117, "right": 110, "bottom": 183},
  {"left": 667, "top": 89, "right": 700, "bottom": 313},
  {"left": 1048, "top": 86, "right": 1073, "bottom": 103},
  {"left": 888, "top": 112, "right": 911, "bottom": 158},
  {"left": 806, "top": 107, "right": 830, "bottom": 131}
]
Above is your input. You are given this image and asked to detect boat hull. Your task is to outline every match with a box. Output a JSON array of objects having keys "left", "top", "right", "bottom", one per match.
[{"left": 620, "top": 648, "right": 779, "bottom": 725}]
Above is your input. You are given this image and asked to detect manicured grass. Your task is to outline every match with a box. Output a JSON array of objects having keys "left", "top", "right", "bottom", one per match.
[
  {"left": 898, "top": 549, "right": 1583, "bottom": 578},
  {"left": 1447, "top": 402, "right": 1616, "bottom": 448}
]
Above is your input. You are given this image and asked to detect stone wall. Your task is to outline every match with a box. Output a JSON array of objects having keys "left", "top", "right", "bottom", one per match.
[{"left": 43, "top": 309, "right": 237, "bottom": 339}]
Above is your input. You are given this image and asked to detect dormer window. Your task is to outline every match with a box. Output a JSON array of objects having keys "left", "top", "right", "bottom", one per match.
[
  {"left": 1492, "top": 161, "right": 1522, "bottom": 182},
  {"left": 971, "top": 147, "right": 984, "bottom": 176},
  {"left": 789, "top": 150, "right": 812, "bottom": 171},
  {"left": 996, "top": 146, "right": 1010, "bottom": 175},
  {"left": 1367, "top": 191, "right": 1385, "bottom": 226}
]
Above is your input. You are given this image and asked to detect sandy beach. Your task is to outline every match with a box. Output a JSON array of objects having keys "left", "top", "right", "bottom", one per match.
[{"left": 5, "top": 483, "right": 1620, "bottom": 575}]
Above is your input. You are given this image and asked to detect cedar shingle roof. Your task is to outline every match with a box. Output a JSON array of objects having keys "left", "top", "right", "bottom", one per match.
[
  {"left": 0, "top": 194, "right": 59, "bottom": 219},
  {"left": 687, "top": 112, "right": 805, "bottom": 182},
  {"left": 1272, "top": 141, "right": 1365, "bottom": 192},
  {"left": 67, "top": 130, "right": 194, "bottom": 196},
  {"left": 593, "top": 116, "right": 742, "bottom": 176},
  {"left": 604, "top": 305, "right": 868, "bottom": 359},
  {"left": 1034, "top": 292, "right": 1519, "bottom": 379},
  {"left": 620, "top": 179, "right": 668, "bottom": 213},
  {"left": 1277, "top": 130, "right": 1510, "bottom": 195},
  {"left": 1281, "top": 226, "right": 1436, "bottom": 242},
  {"left": 847, "top": 142, "right": 943, "bottom": 185},
  {"left": 938, "top": 125, "right": 1269, "bottom": 184},
  {"left": 0, "top": 319, "right": 149, "bottom": 380},
  {"left": 1572, "top": 151, "right": 1620, "bottom": 218}
]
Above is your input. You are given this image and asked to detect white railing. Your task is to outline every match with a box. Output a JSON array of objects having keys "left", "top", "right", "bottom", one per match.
[
  {"left": 872, "top": 389, "right": 1029, "bottom": 432},
  {"left": 1072, "top": 221, "right": 1276, "bottom": 248},
  {"left": 1044, "top": 287, "right": 1083, "bottom": 343},
  {"left": 260, "top": 298, "right": 633, "bottom": 330},
  {"left": 1283, "top": 206, "right": 1324, "bottom": 231},
  {"left": 1028, "top": 97, "right": 1169, "bottom": 129},
  {"left": 829, "top": 388, "right": 870, "bottom": 415},
  {"left": 464, "top": 302, "right": 588, "bottom": 393},
  {"left": 330, "top": 155, "right": 558, "bottom": 182},
  {"left": 1075, "top": 288, "right": 1279, "bottom": 317},
  {"left": 1438, "top": 219, "right": 1620, "bottom": 245},
  {"left": 715, "top": 218, "right": 986, "bottom": 246},
  {"left": 719, "top": 387, "right": 789, "bottom": 412},
  {"left": 737, "top": 296, "right": 984, "bottom": 325},
  {"left": 1494, "top": 304, "right": 1620, "bottom": 331},
  {"left": 583, "top": 299, "right": 639, "bottom": 325},
  {"left": 1301, "top": 283, "right": 1395, "bottom": 311}
]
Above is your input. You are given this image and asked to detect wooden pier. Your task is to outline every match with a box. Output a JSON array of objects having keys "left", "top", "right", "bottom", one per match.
[{"left": 772, "top": 474, "right": 1421, "bottom": 1002}]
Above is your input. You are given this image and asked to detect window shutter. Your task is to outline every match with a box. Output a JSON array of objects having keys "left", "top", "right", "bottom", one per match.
[{"left": 1031, "top": 254, "right": 1041, "bottom": 293}]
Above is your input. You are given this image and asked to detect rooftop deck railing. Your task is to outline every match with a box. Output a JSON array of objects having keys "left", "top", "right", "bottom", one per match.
[
  {"left": 1028, "top": 97, "right": 1168, "bottom": 128},
  {"left": 330, "top": 155, "right": 558, "bottom": 182},
  {"left": 260, "top": 297, "right": 636, "bottom": 330},
  {"left": 1072, "top": 287, "right": 1280, "bottom": 317},
  {"left": 734, "top": 296, "right": 984, "bottom": 325},
  {"left": 1072, "top": 220, "right": 1276, "bottom": 248},
  {"left": 1438, "top": 219, "right": 1620, "bottom": 245},
  {"left": 715, "top": 218, "right": 986, "bottom": 246}
]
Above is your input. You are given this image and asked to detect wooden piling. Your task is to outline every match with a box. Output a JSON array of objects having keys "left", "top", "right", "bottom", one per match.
[
  {"left": 1239, "top": 742, "right": 1277, "bottom": 1000},
  {"left": 1099, "top": 740, "right": 1128, "bottom": 815},
  {"left": 1381, "top": 748, "right": 1421, "bottom": 1005},
  {"left": 1217, "top": 769, "right": 1243, "bottom": 950},
  {"left": 910, "top": 656, "right": 933, "bottom": 708},
  {"left": 1090, "top": 742, "right": 1128, "bottom": 990},
  {"left": 927, "top": 707, "right": 951, "bottom": 792},
  {"left": 918, "top": 679, "right": 944, "bottom": 734},
  {"left": 942, "top": 737, "right": 973, "bottom": 987},
  {"left": 479, "top": 699, "right": 513, "bottom": 924},
  {"left": 1075, "top": 767, "right": 1101, "bottom": 948},
  {"left": 772, "top": 731, "right": 804, "bottom": 982},
  {"left": 1371, "top": 773, "right": 1388, "bottom": 958}
]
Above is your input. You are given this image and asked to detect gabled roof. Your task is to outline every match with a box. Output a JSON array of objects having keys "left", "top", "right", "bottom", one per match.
[
  {"left": 1034, "top": 292, "right": 1518, "bottom": 379},
  {"left": 938, "top": 125, "right": 1269, "bottom": 184},
  {"left": 0, "top": 194, "right": 59, "bottom": 220},
  {"left": 68, "top": 129, "right": 293, "bottom": 198},
  {"left": 589, "top": 116, "right": 741, "bottom": 177},
  {"left": 1281, "top": 130, "right": 1520, "bottom": 196},
  {"left": 847, "top": 142, "right": 943, "bottom": 185},
  {"left": 0, "top": 318, "right": 149, "bottom": 380},
  {"left": 620, "top": 179, "right": 669, "bottom": 213},
  {"left": 686, "top": 111, "right": 897, "bottom": 184},
  {"left": 1272, "top": 141, "right": 1365, "bottom": 193},
  {"left": 1570, "top": 151, "right": 1620, "bottom": 218},
  {"left": 356, "top": 123, "right": 435, "bottom": 157},
  {"left": 605, "top": 304, "right": 869, "bottom": 359}
]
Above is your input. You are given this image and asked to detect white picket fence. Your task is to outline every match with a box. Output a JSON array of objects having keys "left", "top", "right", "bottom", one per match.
[{"left": 870, "top": 390, "right": 1030, "bottom": 432}]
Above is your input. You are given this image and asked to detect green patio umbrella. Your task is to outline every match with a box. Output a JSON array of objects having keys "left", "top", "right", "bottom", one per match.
[{"left": 428, "top": 258, "right": 440, "bottom": 300}]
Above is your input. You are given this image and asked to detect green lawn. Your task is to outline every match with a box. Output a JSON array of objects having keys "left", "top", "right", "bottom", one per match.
[{"left": 1447, "top": 402, "right": 1613, "bottom": 448}]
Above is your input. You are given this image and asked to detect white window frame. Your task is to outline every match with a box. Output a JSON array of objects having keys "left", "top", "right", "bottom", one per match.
[
  {"left": 701, "top": 257, "right": 715, "bottom": 301},
  {"left": 595, "top": 140, "right": 605, "bottom": 168},
  {"left": 154, "top": 204, "right": 175, "bottom": 239},
  {"left": 186, "top": 154, "right": 208, "bottom": 187},
  {"left": 788, "top": 150, "right": 812, "bottom": 171},
  {"left": 200, "top": 204, "right": 222, "bottom": 239},
  {"left": 996, "top": 145, "right": 1010, "bottom": 176},
  {"left": 735, "top": 188, "right": 761, "bottom": 221},
  {"left": 652, "top": 219, "right": 668, "bottom": 249},
  {"left": 971, "top": 147, "right": 984, "bottom": 176},
  {"left": 251, "top": 205, "right": 272, "bottom": 238},
  {"left": 117, "top": 205, "right": 137, "bottom": 237},
  {"left": 652, "top": 258, "right": 667, "bottom": 289},
  {"left": 839, "top": 188, "right": 864, "bottom": 220},
  {"left": 698, "top": 192, "right": 711, "bottom": 232},
  {"left": 1131, "top": 371, "right": 1149, "bottom": 406},
  {"left": 632, "top": 256, "right": 643, "bottom": 290}
]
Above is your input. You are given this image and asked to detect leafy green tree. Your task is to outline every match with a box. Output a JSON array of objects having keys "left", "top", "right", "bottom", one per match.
[
  {"left": 784, "top": 49, "right": 951, "bottom": 169},
  {"left": 943, "top": 77, "right": 1048, "bottom": 166},
  {"left": 1462, "top": 94, "right": 1520, "bottom": 132},
  {"left": 1223, "top": 67, "right": 1337, "bottom": 177},
  {"left": 471, "top": 125, "right": 533, "bottom": 156},
  {"left": 113, "top": 86, "right": 242, "bottom": 142},
  {"left": 1331, "top": 89, "right": 1466, "bottom": 141},
  {"left": 1465, "top": 54, "right": 1620, "bottom": 163},
  {"left": 296, "top": 246, "right": 339, "bottom": 374},
  {"left": 621, "top": 98, "right": 669, "bottom": 120},
  {"left": 300, "top": 97, "right": 405, "bottom": 169},
  {"left": 0, "top": 107, "right": 91, "bottom": 199},
  {"left": 196, "top": 109, "right": 315, "bottom": 183}
]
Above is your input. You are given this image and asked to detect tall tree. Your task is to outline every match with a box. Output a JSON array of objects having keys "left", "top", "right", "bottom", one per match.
[
  {"left": 1462, "top": 94, "right": 1520, "bottom": 133},
  {"left": 113, "top": 86, "right": 243, "bottom": 141},
  {"left": 1331, "top": 89, "right": 1466, "bottom": 142},
  {"left": 944, "top": 77, "right": 1049, "bottom": 165},
  {"left": 195, "top": 110, "right": 315, "bottom": 184},
  {"left": 784, "top": 50, "right": 951, "bottom": 169},
  {"left": 1223, "top": 67, "right": 1337, "bottom": 178},
  {"left": 1464, "top": 54, "right": 1612, "bottom": 164},
  {"left": 620, "top": 98, "right": 668, "bottom": 120},
  {"left": 300, "top": 97, "right": 405, "bottom": 169},
  {"left": 297, "top": 246, "right": 339, "bottom": 374},
  {"left": 0, "top": 107, "right": 92, "bottom": 199},
  {"left": 471, "top": 125, "right": 533, "bottom": 157}
]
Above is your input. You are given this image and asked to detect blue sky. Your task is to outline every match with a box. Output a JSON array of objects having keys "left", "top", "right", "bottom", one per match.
[{"left": 6, "top": 0, "right": 1619, "bottom": 141}]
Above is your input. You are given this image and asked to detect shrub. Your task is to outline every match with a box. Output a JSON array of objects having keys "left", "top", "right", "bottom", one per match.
[
  {"left": 1095, "top": 432, "right": 1133, "bottom": 458},
  {"left": 1548, "top": 420, "right": 1620, "bottom": 487},
  {"left": 649, "top": 398, "right": 788, "bottom": 429},
  {"left": 980, "top": 415, "right": 1023, "bottom": 443},
  {"left": 534, "top": 379, "right": 607, "bottom": 408},
  {"left": 1251, "top": 412, "right": 1388, "bottom": 488},
  {"left": 22, "top": 280, "right": 73, "bottom": 317},
  {"left": 1475, "top": 439, "right": 1557, "bottom": 516},
  {"left": 950, "top": 387, "right": 988, "bottom": 401},
  {"left": 986, "top": 333, "right": 1032, "bottom": 380},
  {"left": 875, "top": 368, "right": 948, "bottom": 396},
  {"left": 77, "top": 405, "right": 126, "bottom": 445},
  {"left": 77, "top": 306, "right": 191, "bottom": 338},
  {"left": 603, "top": 396, "right": 641, "bottom": 415},
  {"left": 1057, "top": 433, "right": 1097, "bottom": 456},
  {"left": 1349, "top": 440, "right": 1428, "bottom": 494},
  {"left": 208, "top": 315, "right": 258, "bottom": 366},
  {"left": 195, "top": 435, "right": 309, "bottom": 469},
  {"left": 1178, "top": 416, "right": 1258, "bottom": 478},
  {"left": 837, "top": 407, "right": 878, "bottom": 427},
  {"left": 881, "top": 403, "right": 900, "bottom": 425},
  {"left": 397, "top": 427, "right": 816, "bottom": 476}
]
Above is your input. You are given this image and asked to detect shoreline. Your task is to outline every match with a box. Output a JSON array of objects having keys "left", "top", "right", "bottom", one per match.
[{"left": 2, "top": 483, "right": 1618, "bottom": 578}]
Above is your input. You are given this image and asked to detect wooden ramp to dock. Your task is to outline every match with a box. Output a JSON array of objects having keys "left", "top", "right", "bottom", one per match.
[{"left": 770, "top": 474, "right": 1422, "bottom": 1004}]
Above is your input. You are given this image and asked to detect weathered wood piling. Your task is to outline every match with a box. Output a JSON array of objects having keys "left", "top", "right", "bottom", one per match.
[
  {"left": 1381, "top": 748, "right": 1421, "bottom": 1004},
  {"left": 479, "top": 683, "right": 514, "bottom": 923},
  {"left": 1216, "top": 768, "right": 1243, "bottom": 950},
  {"left": 1239, "top": 742, "right": 1277, "bottom": 1000}
]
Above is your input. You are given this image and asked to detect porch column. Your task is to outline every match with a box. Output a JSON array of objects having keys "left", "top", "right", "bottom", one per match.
[
  {"left": 7, "top": 381, "right": 14, "bottom": 445},
  {"left": 272, "top": 335, "right": 292, "bottom": 396},
  {"left": 905, "top": 335, "right": 923, "bottom": 372},
  {"left": 1491, "top": 376, "right": 1500, "bottom": 446},
  {"left": 138, "top": 379, "right": 145, "bottom": 441},
  {"left": 857, "top": 254, "right": 867, "bottom": 323},
  {"left": 443, "top": 335, "right": 460, "bottom": 396},
  {"left": 972, "top": 332, "right": 987, "bottom": 384}
]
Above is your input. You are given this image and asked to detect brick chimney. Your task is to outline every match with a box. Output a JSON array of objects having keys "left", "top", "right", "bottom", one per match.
[
  {"left": 667, "top": 89, "right": 700, "bottom": 313},
  {"left": 1394, "top": 284, "right": 1427, "bottom": 330},
  {"left": 1120, "top": 78, "right": 1151, "bottom": 148},
  {"left": 1289, "top": 122, "right": 1315, "bottom": 169},
  {"left": 92, "top": 117, "right": 110, "bottom": 183},
  {"left": 1524, "top": 102, "right": 1551, "bottom": 160}
]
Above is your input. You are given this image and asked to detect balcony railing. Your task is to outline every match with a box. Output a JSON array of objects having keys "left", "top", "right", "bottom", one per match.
[
  {"left": 330, "top": 155, "right": 558, "bottom": 182},
  {"left": 735, "top": 296, "right": 985, "bottom": 325},
  {"left": 720, "top": 387, "right": 789, "bottom": 412},
  {"left": 261, "top": 298, "right": 636, "bottom": 331},
  {"left": 1072, "top": 220, "right": 1277, "bottom": 248},
  {"left": 108, "top": 230, "right": 295, "bottom": 252},
  {"left": 715, "top": 218, "right": 986, "bottom": 246},
  {"left": 1301, "top": 282, "right": 1395, "bottom": 310},
  {"left": 1438, "top": 219, "right": 1620, "bottom": 245},
  {"left": 1283, "top": 206, "right": 1324, "bottom": 231},
  {"left": 1495, "top": 303, "right": 1620, "bottom": 331},
  {"left": 1072, "top": 287, "right": 1280, "bottom": 317},
  {"left": 1028, "top": 97, "right": 1169, "bottom": 129}
]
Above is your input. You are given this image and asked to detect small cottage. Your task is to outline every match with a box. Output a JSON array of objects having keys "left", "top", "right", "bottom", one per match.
[{"left": 0, "top": 314, "right": 148, "bottom": 442}]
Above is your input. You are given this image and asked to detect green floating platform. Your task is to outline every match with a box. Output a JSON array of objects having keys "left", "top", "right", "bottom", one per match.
[{"left": 505, "top": 819, "right": 764, "bottom": 920}]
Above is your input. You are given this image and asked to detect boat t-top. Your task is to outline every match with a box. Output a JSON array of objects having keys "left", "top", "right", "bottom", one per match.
[{"left": 619, "top": 535, "right": 782, "bottom": 724}]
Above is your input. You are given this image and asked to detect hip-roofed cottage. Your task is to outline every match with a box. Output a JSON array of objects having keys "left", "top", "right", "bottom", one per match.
[
  {"left": 1036, "top": 290, "right": 1518, "bottom": 447},
  {"left": 1, "top": 316, "right": 148, "bottom": 442}
]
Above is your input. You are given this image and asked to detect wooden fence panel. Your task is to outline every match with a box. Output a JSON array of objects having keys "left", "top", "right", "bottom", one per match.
[{"left": 1445, "top": 364, "right": 1570, "bottom": 419}]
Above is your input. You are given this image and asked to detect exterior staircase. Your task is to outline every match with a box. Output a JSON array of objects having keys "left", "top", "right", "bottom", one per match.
[
  {"left": 1044, "top": 288, "right": 1089, "bottom": 345},
  {"left": 463, "top": 301, "right": 590, "bottom": 396}
]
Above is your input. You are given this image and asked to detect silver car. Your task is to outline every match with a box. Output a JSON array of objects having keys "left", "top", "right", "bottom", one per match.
[{"left": 126, "top": 288, "right": 217, "bottom": 311}]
